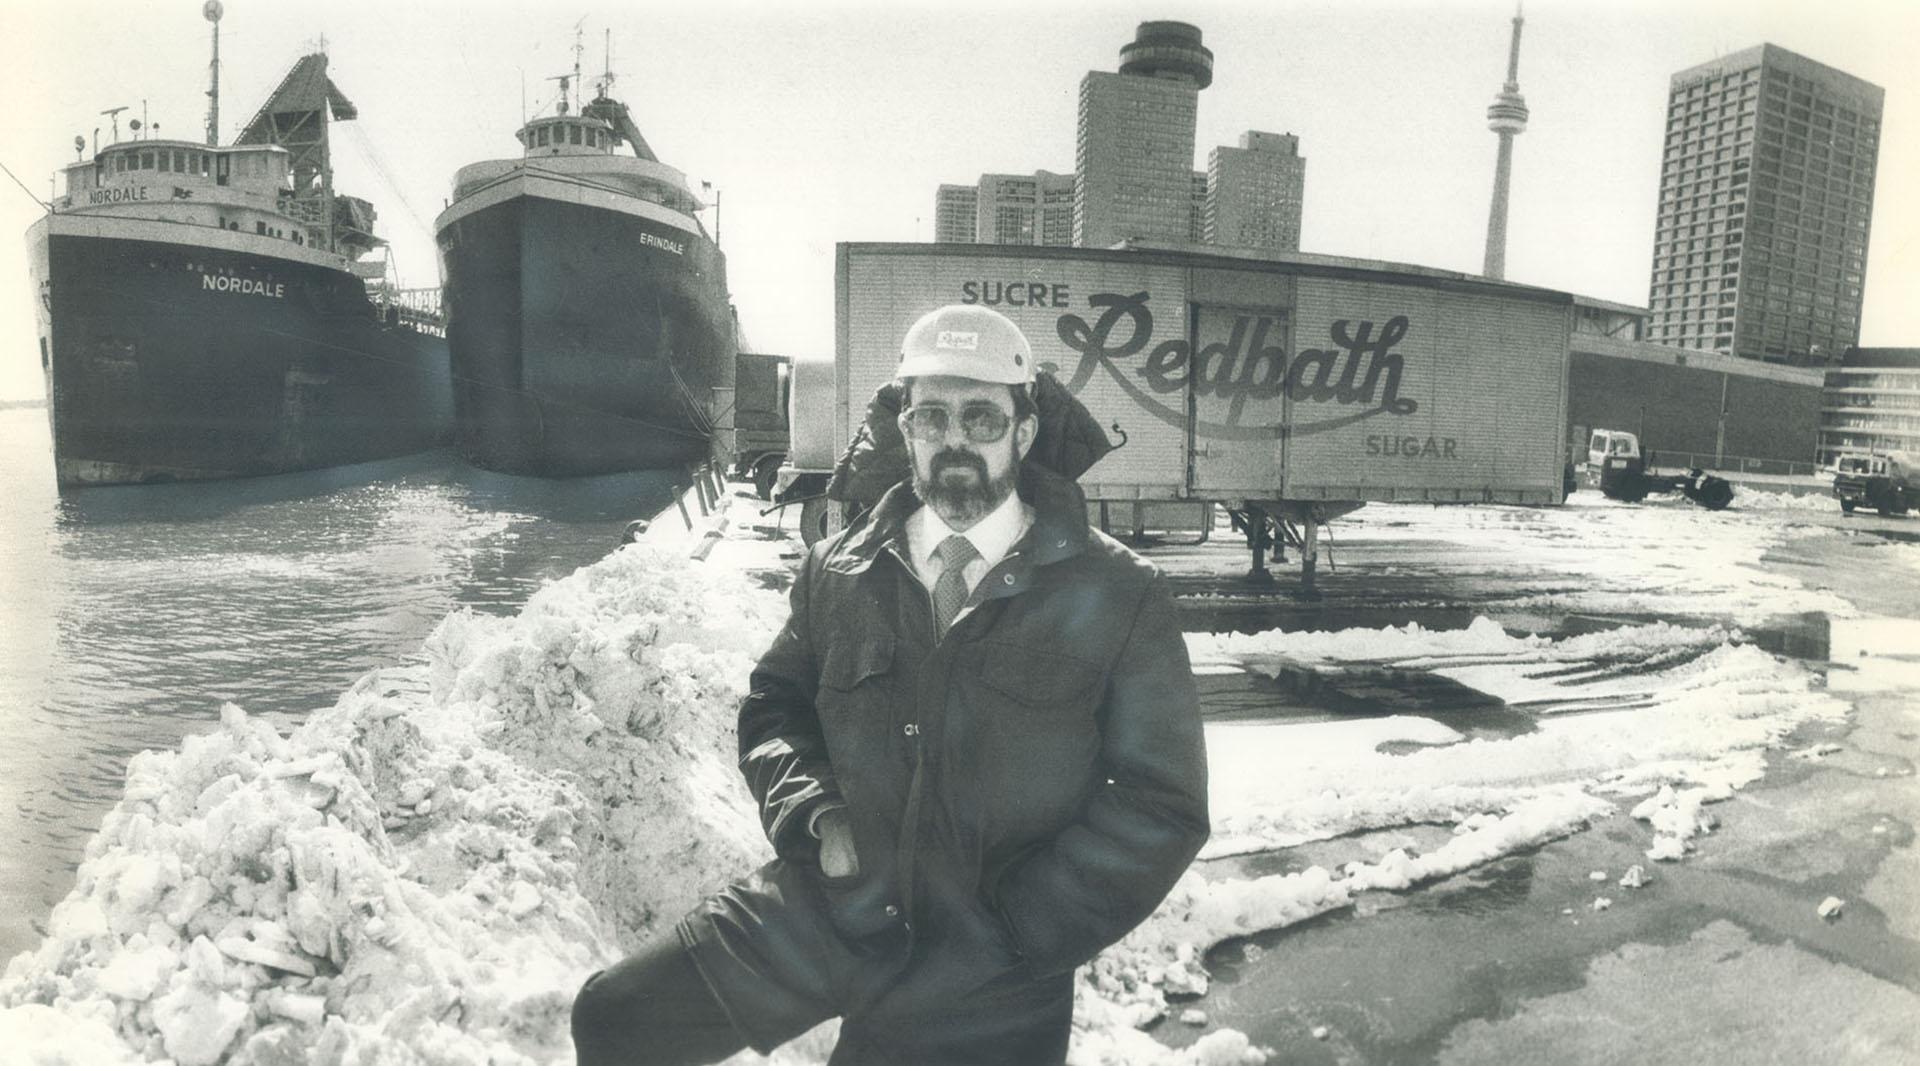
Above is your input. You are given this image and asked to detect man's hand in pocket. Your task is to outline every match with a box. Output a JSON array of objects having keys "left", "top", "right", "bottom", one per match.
[{"left": 816, "top": 807, "right": 859, "bottom": 879}]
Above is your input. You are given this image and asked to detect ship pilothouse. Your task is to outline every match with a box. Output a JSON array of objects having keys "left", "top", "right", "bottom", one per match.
[
  {"left": 446, "top": 76, "right": 709, "bottom": 249},
  {"left": 63, "top": 140, "right": 306, "bottom": 244}
]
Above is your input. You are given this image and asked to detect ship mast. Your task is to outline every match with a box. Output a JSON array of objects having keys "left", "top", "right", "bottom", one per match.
[
  {"left": 552, "top": 25, "right": 586, "bottom": 115},
  {"left": 203, "top": 0, "right": 223, "bottom": 145},
  {"left": 579, "top": 28, "right": 659, "bottom": 163},
  {"left": 572, "top": 25, "right": 585, "bottom": 112},
  {"left": 599, "top": 28, "right": 613, "bottom": 100}
]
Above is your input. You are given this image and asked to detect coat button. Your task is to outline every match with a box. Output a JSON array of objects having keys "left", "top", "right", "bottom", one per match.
[
  {"left": 1002, "top": 574, "right": 1015, "bottom": 585},
  {"left": 884, "top": 904, "right": 900, "bottom": 918},
  {"left": 902, "top": 723, "right": 919, "bottom": 737}
]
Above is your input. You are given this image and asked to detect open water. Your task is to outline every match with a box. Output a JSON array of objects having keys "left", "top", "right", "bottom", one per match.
[{"left": 0, "top": 405, "right": 682, "bottom": 961}]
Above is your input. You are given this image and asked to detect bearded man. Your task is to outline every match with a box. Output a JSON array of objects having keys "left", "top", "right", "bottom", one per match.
[{"left": 572, "top": 304, "right": 1209, "bottom": 1066}]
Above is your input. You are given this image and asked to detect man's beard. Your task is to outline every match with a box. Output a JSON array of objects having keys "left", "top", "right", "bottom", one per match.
[{"left": 914, "top": 447, "right": 1016, "bottom": 526}]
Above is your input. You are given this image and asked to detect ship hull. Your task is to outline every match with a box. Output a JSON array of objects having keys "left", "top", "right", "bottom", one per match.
[
  {"left": 28, "top": 218, "right": 451, "bottom": 488},
  {"left": 436, "top": 178, "right": 734, "bottom": 476}
]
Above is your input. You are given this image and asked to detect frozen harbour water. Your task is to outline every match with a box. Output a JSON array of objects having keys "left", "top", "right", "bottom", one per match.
[{"left": 1, "top": 487, "right": 1916, "bottom": 1064}]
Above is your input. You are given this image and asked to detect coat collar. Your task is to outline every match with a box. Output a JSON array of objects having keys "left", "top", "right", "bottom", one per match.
[{"left": 823, "top": 464, "right": 1092, "bottom": 578}]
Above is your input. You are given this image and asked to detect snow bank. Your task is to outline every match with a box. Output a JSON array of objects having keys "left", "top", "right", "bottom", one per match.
[{"left": 1, "top": 543, "right": 786, "bottom": 1066}]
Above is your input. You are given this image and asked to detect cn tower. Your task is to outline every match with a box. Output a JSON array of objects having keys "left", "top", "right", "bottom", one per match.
[{"left": 1481, "top": 4, "right": 1529, "bottom": 279}]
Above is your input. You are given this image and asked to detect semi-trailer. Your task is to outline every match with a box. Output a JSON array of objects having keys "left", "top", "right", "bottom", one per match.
[{"left": 781, "top": 242, "right": 1575, "bottom": 592}]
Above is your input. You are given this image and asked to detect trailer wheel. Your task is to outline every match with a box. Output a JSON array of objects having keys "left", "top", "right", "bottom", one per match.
[
  {"left": 1840, "top": 498, "right": 1856, "bottom": 515},
  {"left": 752, "top": 454, "right": 784, "bottom": 501}
]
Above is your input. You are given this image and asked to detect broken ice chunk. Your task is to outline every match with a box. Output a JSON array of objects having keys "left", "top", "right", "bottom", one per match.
[
  {"left": 1590, "top": 897, "right": 1613, "bottom": 912},
  {"left": 1312, "top": 1026, "right": 1331, "bottom": 1040},
  {"left": 95, "top": 941, "right": 176, "bottom": 1001},
  {"left": 1817, "top": 897, "right": 1845, "bottom": 920},
  {"left": 153, "top": 985, "right": 249, "bottom": 1066},
  {"left": 505, "top": 881, "right": 542, "bottom": 919},
  {"left": 1618, "top": 865, "right": 1650, "bottom": 889},
  {"left": 397, "top": 779, "right": 433, "bottom": 808},
  {"left": 1588, "top": 870, "right": 1607, "bottom": 882},
  {"left": 266, "top": 991, "right": 327, "bottom": 1026},
  {"left": 215, "top": 936, "right": 317, "bottom": 977},
  {"left": 1179, "top": 1009, "right": 1207, "bottom": 1027},
  {"left": 1646, "top": 836, "right": 1688, "bottom": 862}
]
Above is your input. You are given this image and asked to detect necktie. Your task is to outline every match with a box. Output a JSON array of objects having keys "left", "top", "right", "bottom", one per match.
[{"left": 932, "top": 534, "right": 979, "bottom": 636}]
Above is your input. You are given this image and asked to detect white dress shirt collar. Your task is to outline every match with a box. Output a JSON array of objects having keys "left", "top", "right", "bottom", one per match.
[{"left": 909, "top": 487, "right": 1032, "bottom": 579}]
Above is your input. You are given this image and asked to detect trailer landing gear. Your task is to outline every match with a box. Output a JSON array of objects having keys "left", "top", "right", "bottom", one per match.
[{"left": 1228, "top": 504, "right": 1325, "bottom": 599}]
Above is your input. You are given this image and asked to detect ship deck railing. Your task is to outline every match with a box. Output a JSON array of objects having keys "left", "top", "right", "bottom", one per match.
[{"left": 371, "top": 285, "right": 446, "bottom": 334}]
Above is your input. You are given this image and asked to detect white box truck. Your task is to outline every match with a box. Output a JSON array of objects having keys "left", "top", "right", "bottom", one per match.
[{"left": 783, "top": 243, "right": 1573, "bottom": 589}]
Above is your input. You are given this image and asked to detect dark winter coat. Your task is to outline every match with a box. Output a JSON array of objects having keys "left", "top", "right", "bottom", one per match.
[
  {"left": 825, "top": 371, "right": 1117, "bottom": 509},
  {"left": 681, "top": 462, "right": 1208, "bottom": 1058}
]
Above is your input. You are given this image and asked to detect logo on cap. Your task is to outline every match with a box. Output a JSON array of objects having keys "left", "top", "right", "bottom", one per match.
[{"left": 935, "top": 330, "right": 979, "bottom": 351}]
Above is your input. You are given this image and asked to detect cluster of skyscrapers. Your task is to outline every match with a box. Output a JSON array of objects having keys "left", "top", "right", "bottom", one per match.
[
  {"left": 935, "top": 22, "right": 1307, "bottom": 255},
  {"left": 933, "top": 16, "right": 1888, "bottom": 379}
]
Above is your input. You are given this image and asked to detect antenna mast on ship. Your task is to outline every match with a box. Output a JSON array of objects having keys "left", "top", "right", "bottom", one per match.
[
  {"left": 578, "top": 27, "right": 658, "bottom": 163},
  {"left": 599, "top": 28, "right": 614, "bottom": 99},
  {"left": 551, "top": 25, "right": 586, "bottom": 115},
  {"left": 572, "top": 25, "right": 585, "bottom": 111},
  {"left": 203, "top": 0, "right": 223, "bottom": 145}
]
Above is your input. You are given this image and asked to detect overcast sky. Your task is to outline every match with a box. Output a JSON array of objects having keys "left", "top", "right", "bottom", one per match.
[{"left": 2, "top": 0, "right": 1916, "bottom": 401}]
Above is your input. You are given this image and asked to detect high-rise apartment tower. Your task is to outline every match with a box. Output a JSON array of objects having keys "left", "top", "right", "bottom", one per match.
[
  {"left": 981, "top": 171, "right": 1076, "bottom": 246},
  {"left": 1075, "top": 21, "right": 1212, "bottom": 248},
  {"left": 1205, "top": 131, "right": 1306, "bottom": 252},
  {"left": 1648, "top": 44, "right": 1882, "bottom": 365},
  {"left": 934, "top": 184, "right": 978, "bottom": 243}
]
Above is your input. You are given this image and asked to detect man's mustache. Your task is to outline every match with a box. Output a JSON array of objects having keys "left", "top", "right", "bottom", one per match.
[{"left": 930, "top": 449, "right": 988, "bottom": 479}]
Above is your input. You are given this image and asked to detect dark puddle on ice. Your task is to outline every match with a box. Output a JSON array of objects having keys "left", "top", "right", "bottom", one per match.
[
  {"left": 1197, "top": 610, "right": 1844, "bottom": 746},
  {"left": 1198, "top": 665, "right": 1537, "bottom": 743}
]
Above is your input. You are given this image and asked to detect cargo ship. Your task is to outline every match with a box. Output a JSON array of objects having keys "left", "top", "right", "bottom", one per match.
[
  {"left": 25, "top": 8, "right": 450, "bottom": 489},
  {"left": 434, "top": 47, "right": 735, "bottom": 476}
]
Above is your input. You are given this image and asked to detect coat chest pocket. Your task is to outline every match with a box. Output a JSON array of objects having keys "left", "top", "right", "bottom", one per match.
[
  {"left": 971, "top": 643, "right": 1102, "bottom": 717},
  {"left": 815, "top": 639, "right": 895, "bottom": 735},
  {"left": 963, "top": 644, "right": 1104, "bottom": 827}
]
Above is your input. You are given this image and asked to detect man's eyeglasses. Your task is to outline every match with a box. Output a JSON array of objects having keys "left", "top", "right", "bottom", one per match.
[{"left": 899, "top": 403, "right": 1013, "bottom": 444}]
